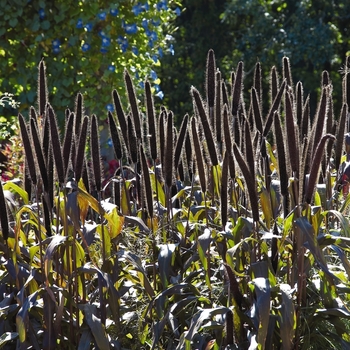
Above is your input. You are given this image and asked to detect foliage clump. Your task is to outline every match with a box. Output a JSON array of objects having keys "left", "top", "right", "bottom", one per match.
[{"left": 0, "top": 0, "right": 180, "bottom": 124}]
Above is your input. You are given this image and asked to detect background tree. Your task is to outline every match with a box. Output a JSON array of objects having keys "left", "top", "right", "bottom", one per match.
[
  {"left": 160, "top": 0, "right": 350, "bottom": 123},
  {"left": 0, "top": 0, "right": 179, "bottom": 128},
  {"left": 160, "top": 0, "right": 232, "bottom": 121}
]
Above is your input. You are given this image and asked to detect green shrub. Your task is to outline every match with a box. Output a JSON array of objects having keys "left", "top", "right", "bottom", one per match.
[{"left": 0, "top": 0, "right": 179, "bottom": 126}]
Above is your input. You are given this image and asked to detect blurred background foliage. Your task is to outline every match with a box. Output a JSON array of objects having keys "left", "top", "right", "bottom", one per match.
[
  {"left": 161, "top": 0, "right": 350, "bottom": 123},
  {"left": 0, "top": 0, "right": 179, "bottom": 131}
]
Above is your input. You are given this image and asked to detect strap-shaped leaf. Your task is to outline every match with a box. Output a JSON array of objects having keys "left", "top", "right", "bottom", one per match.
[
  {"left": 251, "top": 277, "right": 271, "bottom": 349},
  {"left": 79, "top": 304, "right": 110, "bottom": 350}
]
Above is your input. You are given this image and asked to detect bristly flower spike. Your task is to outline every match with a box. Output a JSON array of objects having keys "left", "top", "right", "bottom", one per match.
[
  {"left": 159, "top": 110, "right": 166, "bottom": 173},
  {"left": 125, "top": 69, "right": 142, "bottom": 141},
  {"left": 38, "top": 59, "right": 48, "bottom": 118},
  {"left": 145, "top": 80, "right": 157, "bottom": 161},
  {"left": 233, "top": 143, "right": 259, "bottom": 222},
  {"left": 312, "top": 86, "right": 329, "bottom": 156},
  {"left": 41, "top": 113, "right": 50, "bottom": 161},
  {"left": 244, "top": 117, "right": 255, "bottom": 181},
  {"left": 191, "top": 116, "right": 207, "bottom": 193},
  {"left": 215, "top": 70, "right": 222, "bottom": 147},
  {"left": 140, "top": 144, "right": 153, "bottom": 219},
  {"left": 90, "top": 115, "right": 103, "bottom": 192},
  {"left": 62, "top": 112, "right": 74, "bottom": 177},
  {"left": 108, "top": 111, "right": 123, "bottom": 161},
  {"left": 74, "top": 93, "right": 84, "bottom": 138},
  {"left": 334, "top": 104, "right": 348, "bottom": 171},
  {"left": 206, "top": 49, "right": 216, "bottom": 124},
  {"left": 301, "top": 95, "right": 310, "bottom": 139},
  {"left": 282, "top": 56, "right": 293, "bottom": 89},
  {"left": 232, "top": 62, "right": 243, "bottom": 117},
  {"left": 273, "top": 111, "right": 289, "bottom": 198},
  {"left": 74, "top": 116, "right": 89, "bottom": 182},
  {"left": 112, "top": 89, "right": 128, "bottom": 146},
  {"left": 322, "top": 70, "right": 330, "bottom": 87},
  {"left": 285, "top": 91, "right": 299, "bottom": 176},
  {"left": 251, "top": 87, "right": 263, "bottom": 134},
  {"left": 191, "top": 87, "right": 218, "bottom": 166},
  {"left": 343, "top": 72, "right": 350, "bottom": 116},
  {"left": 305, "top": 134, "right": 335, "bottom": 204},
  {"left": 253, "top": 61, "right": 262, "bottom": 106},
  {"left": 295, "top": 81, "right": 303, "bottom": 129},
  {"left": 30, "top": 118, "right": 49, "bottom": 192},
  {"left": 48, "top": 105, "right": 65, "bottom": 185},
  {"left": 263, "top": 79, "right": 286, "bottom": 137},
  {"left": 174, "top": 114, "right": 188, "bottom": 169},
  {"left": 221, "top": 151, "right": 229, "bottom": 228},
  {"left": 222, "top": 80, "right": 229, "bottom": 108},
  {"left": 127, "top": 114, "right": 138, "bottom": 164},
  {"left": 164, "top": 111, "right": 174, "bottom": 189},
  {"left": 270, "top": 66, "right": 279, "bottom": 104},
  {"left": 18, "top": 113, "right": 37, "bottom": 185},
  {"left": 0, "top": 181, "right": 9, "bottom": 240},
  {"left": 185, "top": 129, "right": 193, "bottom": 180}
]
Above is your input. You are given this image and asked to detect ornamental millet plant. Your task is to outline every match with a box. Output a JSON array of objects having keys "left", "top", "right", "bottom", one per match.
[{"left": 1, "top": 51, "right": 350, "bottom": 349}]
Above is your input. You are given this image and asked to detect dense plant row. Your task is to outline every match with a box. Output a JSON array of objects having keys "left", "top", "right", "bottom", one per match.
[{"left": 1, "top": 51, "right": 350, "bottom": 349}]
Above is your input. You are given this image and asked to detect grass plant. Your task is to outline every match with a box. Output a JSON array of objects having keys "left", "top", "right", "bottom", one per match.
[{"left": 1, "top": 51, "right": 350, "bottom": 350}]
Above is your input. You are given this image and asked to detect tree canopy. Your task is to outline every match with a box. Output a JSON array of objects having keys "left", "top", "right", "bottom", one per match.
[
  {"left": 0, "top": 0, "right": 179, "bottom": 126},
  {"left": 161, "top": 0, "right": 350, "bottom": 122}
]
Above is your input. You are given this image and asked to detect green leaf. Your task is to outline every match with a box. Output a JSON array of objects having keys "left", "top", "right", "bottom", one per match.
[
  {"left": 78, "top": 329, "right": 94, "bottom": 350},
  {"left": 282, "top": 210, "right": 294, "bottom": 240},
  {"left": 197, "top": 228, "right": 211, "bottom": 270},
  {"left": 279, "top": 284, "right": 295, "bottom": 349},
  {"left": 44, "top": 235, "right": 68, "bottom": 281},
  {"left": 0, "top": 332, "right": 18, "bottom": 347},
  {"left": 79, "top": 304, "right": 109, "bottom": 350},
  {"left": 150, "top": 172, "right": 166, "bottom": 206},
  {"left": 340, "top": 192, "right": 350, "bottom": 213},
  {"left": 295, "top": 216, "right": 328, "bottom": 271},
  {"left": 66, "top": 191, "right": 81, "bottom": 230},
  {"left": 29, "top": 245, "right": 40, "bottom": 265},
  {"left": 315, "top": 308, "right": 350, "bottom": 318},
  {"left": 16, "top": 291, "right": 39, "bottom": 344},
  {"left": 260, "top": 186, "right": 272, "bottom": 229},
  {"left": 30, "top": 20, "right": 40, "bottom": 31},
  {"left": 229, "top": 216, "right": 254, "bottom": 246},
  {"left": 319, "top": 270, "right": 337, "bottom": 309},
  {"left": 124, "top": 215, "right": 150, "bottom": 233},
  {"left": 96, "top": 224, "right": 111, "bottom": 258},
  {"left": 9, "top": 18, "right": 18, "bottom": 27},
  {"left": 266, "top": 140, "right": 278, "bottom": 170},
  {"left": 314, "top": 190, "right": 321, "bottom": 206},
  {"left": 185, "top": 307, "right": 229, "bottom": 342},
  {"left": 154, "top": 283, "right": 200, "bottom": 319},
  {"left": 212, "top": 164, "right": 221, "bottom": 197},
  {"left": 117, "top": 250, "right": 155, "bottom": 298},
  {"left": 3, "top": 181, "right": 28, "bottom": 204},
  {"left": 226, "top": 236, "right": 257, "bottom": 277},
  {"left": 322, "top": 210, "right": 350, "bottom": 237},
  {"left": 42, "top": 292, "right": 56, "bottom": 349},
  {"left": 78, "top": 181, "right": 105, "bottom": 215},
  {"left": 331, "top": 246, "right": 350, "bottom": 279},
  {"left": 104, "top": 207, "right": 124, "bottom": 238},
  {"left": 251, "top": 277, "right": 271, "bottom": 349},
  {"left": 158, "top": 243, "right": 178, "bottom": 289}
]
